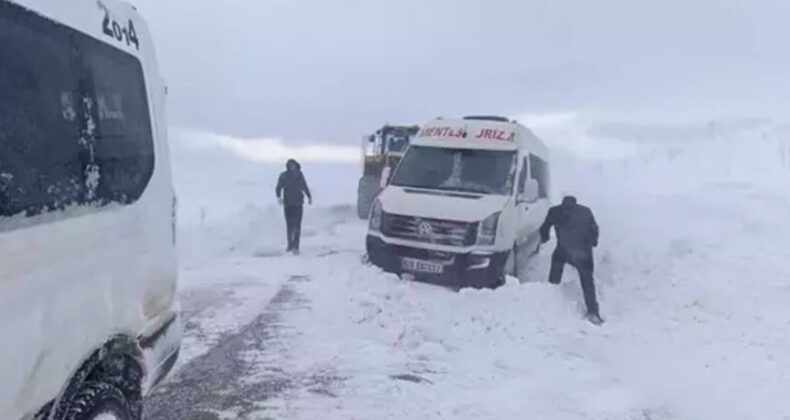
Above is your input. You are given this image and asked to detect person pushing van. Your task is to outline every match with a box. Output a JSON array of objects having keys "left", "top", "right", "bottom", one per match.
[
  {"left": 540, "top": 196, "right": 604, "bottom": 325},
  {"left": 276, "top": 159, "right": 312, "bottom": 254}
]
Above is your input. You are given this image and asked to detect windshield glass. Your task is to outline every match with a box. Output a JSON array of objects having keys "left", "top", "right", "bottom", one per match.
[{"left": 391, "top": 146, "right": 516, "bottom": 195}]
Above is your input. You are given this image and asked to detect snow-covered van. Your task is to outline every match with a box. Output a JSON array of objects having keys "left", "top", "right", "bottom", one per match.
[
  {"left": 0, "top": 1, "right": 181, "bottom": 419},
  {"left": 366, "top": 116, "right": 551, "bottom": 288}
]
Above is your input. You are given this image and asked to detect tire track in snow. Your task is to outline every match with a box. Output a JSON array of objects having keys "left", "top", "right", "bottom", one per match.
[{"left": 143, "top": 275, "right": 343, "bottom": 420}]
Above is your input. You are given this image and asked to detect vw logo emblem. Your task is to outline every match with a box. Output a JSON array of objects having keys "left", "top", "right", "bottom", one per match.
[{"left": 416, "top": 220, "right": 435, "bottom": 241}]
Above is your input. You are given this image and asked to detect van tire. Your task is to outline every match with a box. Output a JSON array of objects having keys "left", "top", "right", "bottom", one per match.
[
  {"left": 357, "top": 176, "right": 382, "bottom": 219},
  {"left": 491, "top": 275, "right": 506, "bottom": 289},
  {"left": 62, "top": 381, "right": 136, "bottom": 420},
  {"left": 490, "top": 250, "right": 513, "bottom": 289}
]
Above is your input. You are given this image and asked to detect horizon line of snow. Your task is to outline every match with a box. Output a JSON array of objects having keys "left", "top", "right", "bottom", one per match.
[{"left": 169, "top": 127, "right": 360, "bottom": 164}]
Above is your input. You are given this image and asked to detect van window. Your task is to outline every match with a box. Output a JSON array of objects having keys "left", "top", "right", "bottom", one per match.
[
  {"left": 529, "top": 154, "right": 550, "bottom": 198},
  {"left": 0, "top": 2, "right": 154, "bottom": 228}
]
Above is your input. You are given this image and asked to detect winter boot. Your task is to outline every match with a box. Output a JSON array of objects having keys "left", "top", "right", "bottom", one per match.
[{"left": 586, "top": 313, "right": 604, "bottom": 326}]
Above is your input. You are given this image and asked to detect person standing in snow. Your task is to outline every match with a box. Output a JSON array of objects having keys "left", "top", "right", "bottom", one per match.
[
  {"left": 540, "top": 195, "right": 603, "bottom": 325},
  {"left": 276, "top": 159, "right": 312, "bottom": 254}
]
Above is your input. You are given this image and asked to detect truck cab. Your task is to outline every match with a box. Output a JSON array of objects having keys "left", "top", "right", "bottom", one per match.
[
  {"left": 357, "top": 125, "right": 420, "bottom": 219},
  {"left": 0, "top": 1, "right": 180, "bottom": 419},
  {"left": 366, "top": 116, "right": 551, "bottom": 289}
]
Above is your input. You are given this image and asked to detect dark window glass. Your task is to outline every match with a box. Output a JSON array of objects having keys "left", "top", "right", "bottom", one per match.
[
  {"left": 85, "top": 35, "right": 154, "bottom": 205},
  {"left": 529, "top": 154, "right": 550, "bottom": 198},
  {"left": 0, "top": 1, "right": 154, "bottom": 229}
]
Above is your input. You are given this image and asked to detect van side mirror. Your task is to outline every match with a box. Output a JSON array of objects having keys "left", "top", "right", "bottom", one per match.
[
  {"left": 522, "top": 179, "right": 539, "bottom": 204},
  {"left": 380, "top": 166, "right": 392, "bottom": 188}
]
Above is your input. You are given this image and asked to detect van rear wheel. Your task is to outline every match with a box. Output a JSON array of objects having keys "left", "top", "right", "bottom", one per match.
[{"left": 63, "top": 382, "right": 136, "bottom": 420}]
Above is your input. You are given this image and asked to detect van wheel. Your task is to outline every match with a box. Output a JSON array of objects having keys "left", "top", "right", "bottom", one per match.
[
  {"left": 492, "top": 277, "right": 506, "bottom": 289},
  {"left": 489, "top": 250, "right": 513, "bottom": 289},
  {"left": 63, "top": 382, "right": 136, "bottom": 420}
]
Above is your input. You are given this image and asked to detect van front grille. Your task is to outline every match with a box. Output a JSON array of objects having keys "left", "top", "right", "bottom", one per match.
[{"left": 382, "top": 213, "right": 477, "bottom": 247}]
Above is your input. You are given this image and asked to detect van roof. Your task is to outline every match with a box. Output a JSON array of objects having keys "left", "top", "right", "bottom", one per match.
[
  {"left": 413, "top": 117, "right": 549, "bottom": 156},
  {"left": 463, "top": 115, "right": 511, "bottom": 123},
  {"left": 7, "top": 0, "right": 148, "bottom": 59}
]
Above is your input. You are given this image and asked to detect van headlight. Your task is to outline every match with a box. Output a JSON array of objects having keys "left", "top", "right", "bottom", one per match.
[
  {"left": 369, "top": 199, "right": 384, "bottom": 232},
  {"left": 477, "top": 212, "right": 500, "bottom": 246}
]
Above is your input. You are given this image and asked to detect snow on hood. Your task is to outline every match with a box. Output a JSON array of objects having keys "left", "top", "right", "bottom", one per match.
[{"left": 378, "top": 186, "right": 511, "bottom": 222}]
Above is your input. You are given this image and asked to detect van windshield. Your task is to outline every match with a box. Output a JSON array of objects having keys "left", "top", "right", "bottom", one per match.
[{"left": 390, "top": 146, "right": 516, "bottom": 195}]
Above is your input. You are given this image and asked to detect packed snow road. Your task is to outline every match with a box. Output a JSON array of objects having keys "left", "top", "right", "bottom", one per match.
[
  {"left": 143, "top": 207, "right": 361, "bottom": 419},
  {"left": 144, "top": 274, "right": 329, "bottom": 419},
  {"left": 146, "top": 138, "right": 790, "bottom": 420}
]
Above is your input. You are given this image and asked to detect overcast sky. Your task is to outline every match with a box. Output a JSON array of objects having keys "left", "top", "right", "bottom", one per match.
[{"left": 129, "top": 0, "right": 790, "bottom": 144}]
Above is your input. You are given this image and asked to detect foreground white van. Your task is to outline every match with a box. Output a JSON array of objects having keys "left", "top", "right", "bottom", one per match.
[
  {"left": 0, "top": 1, "right": 181, "bottom": 419},
  {"left": 366, "top": 116, "right": 551, "bottom": 288}
]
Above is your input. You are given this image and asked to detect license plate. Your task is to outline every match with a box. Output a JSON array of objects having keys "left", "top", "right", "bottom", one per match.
[{"left": 402, "top": 257, "right": 444, "bottom": 274}]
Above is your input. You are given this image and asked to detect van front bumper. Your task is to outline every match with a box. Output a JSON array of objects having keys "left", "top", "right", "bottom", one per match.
[{"left": 366, "top": 235, "right": 508, "bottom": 289}]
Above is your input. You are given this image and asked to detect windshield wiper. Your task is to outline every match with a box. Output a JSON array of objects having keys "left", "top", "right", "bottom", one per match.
[
  {"left": 440, "top": 182, "right": 496, "bottom": 194},
  {"left": 394, "top": 182, "right": 494, "bottom": 195},
  {"left": 438, "top": 186, "right": 490, "bottom": 194}
]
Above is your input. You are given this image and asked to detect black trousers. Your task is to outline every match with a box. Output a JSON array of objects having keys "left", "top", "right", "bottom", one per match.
[
  {"left": 284, "top": 205, "right": 303, "bottom": 251},
  {"left": 549, "top": 247, "right": 600, "bottom": 316}
]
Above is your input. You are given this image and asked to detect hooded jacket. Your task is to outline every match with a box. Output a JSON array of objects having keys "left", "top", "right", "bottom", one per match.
[
  {"left": 540, "top": 196, "right": 599, "bottom": 255},
  {"left": 276, "top": 159, "right": 312, "bottom": 206}
]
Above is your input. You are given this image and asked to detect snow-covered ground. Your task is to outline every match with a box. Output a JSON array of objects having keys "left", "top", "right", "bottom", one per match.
[{"left": 155, "top": 124, "right": 790, "bottom": 419}]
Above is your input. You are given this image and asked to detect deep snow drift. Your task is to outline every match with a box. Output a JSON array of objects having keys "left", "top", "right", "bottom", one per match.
[{"left": 167, "top": 123, "right": 790, "bottom": 419}]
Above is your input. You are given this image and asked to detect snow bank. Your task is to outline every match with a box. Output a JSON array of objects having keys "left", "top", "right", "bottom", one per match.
[
  {"left": 276, "top": 261, "right": 651, "bottom": 420},
  {"left": 550, "top": 120, "right": 790, "bottom": 419}
]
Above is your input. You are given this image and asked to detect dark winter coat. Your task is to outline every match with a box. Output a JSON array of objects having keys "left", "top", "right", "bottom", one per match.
[
  {"left": 276, "top": 159, "right": 312, "bottom": 206},
  {"left": 540, "top": 198, "right": 599, "bottom": 257}
]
